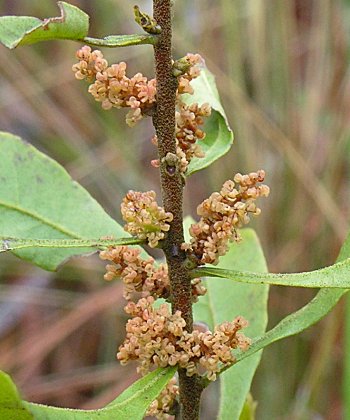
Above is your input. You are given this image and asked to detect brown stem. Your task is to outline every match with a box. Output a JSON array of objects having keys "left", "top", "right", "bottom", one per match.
[{"left": 152, "top": 0, "right": 204, "bottom": 418}]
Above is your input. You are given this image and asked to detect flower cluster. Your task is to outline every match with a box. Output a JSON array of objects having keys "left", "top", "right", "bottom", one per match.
[
  {"left": 72, "top": 48, "right": 207, "bottom": 131},
  {"left": 100, "top": 246, "right": 168, "bottom": 300},
  {"left": 152, "top": 100, "right": 211, "bottom": 173},
  {"left": 146, "top": 377, "right": 179, "bottom": 419},
  {"left": 183, "top": 170, "right": 270, "bottom": 265},
  {"left": 121, "top": 190, "right": 173, "bottom": 248},
  {"left": 100, "top": 245, "right": 206, "bottom": 302},
  {"left": 72, "top": 46, "right": 157, "bottom": 126},
  {"left": 117, "top": 297, "right": 250, "bottom": 381},
  {"left": 176, "top": 53, "right": 203, "bottom": 95}
]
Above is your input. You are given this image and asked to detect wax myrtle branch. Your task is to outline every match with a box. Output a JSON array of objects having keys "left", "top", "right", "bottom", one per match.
[{"left": 71, "top": 2, "right": 269, "bottom": 418}]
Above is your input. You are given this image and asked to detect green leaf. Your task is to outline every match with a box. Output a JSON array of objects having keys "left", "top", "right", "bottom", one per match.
[
  {"left": 1, "top": 367, "right": 176, "bottom": 419},
  {"left": 223, "top": 232, "right": 350, "bottom": 370},
  {"left": 193, "top": 256, "right": 350, "bottom": 288},
  {"left": 0, "top": 131, "right": 129, "bottom": 271},
  {"left": 84, "top": 34, "right": 158, "bottom": 48},
  {"left": 239, "top": 394, "right": 257, "bottom": 420},
  {"left": 0, "top": 371, "right": 32, "bottom": 419},
  {"left": 190, "top": 224, "right": 269, "bottom": 420},
  {"left": 0, "top": 237, "right": 142, "bottom": 253},
  {"left": 0, "top": 1, "right": 89, "bottom": 49},
  {"left": 182, "top": 67, "right": 234, "bottom": 176}
]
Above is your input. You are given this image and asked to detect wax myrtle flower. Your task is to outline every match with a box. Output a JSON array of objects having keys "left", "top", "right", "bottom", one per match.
[
  {"left": 121, "top": 190, "right": 173, "bottom": 248},
  {"left": 183, "top": 170, "right": 270, "bottom": 265},
  {"left": 72, "top": 46, "right": 108, "bottom": 81},
  {"left": 152, "top": 100, "right": 211, "bottom": 173},
  {"left": 176, "top": 53, "right": 204, "bottom": 95},
  {"left": 100, "top": 245, "right": 206, "bottom": 302},
  {"left": 73, "top": 48, "right": 205, "bottom": 128},
  {"left": 99, "top": 246, "right": 168, "bottom": 300},
  {"left": 146, "top": 377, "right": 179, "bottom": 419},
  {"left": 73, "top": 46, "right": 156, "bottom": 126},
  {"left": 117, "top": 297, "right": 250, "bottom": 381}
]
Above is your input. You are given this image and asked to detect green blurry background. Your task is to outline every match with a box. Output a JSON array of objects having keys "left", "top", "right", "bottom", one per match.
[{"left": 0, "top": 1, "right": 349, "bottom": 418}]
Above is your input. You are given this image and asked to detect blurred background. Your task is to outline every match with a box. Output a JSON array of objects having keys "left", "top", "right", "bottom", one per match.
[{"left": 0, "top": 0, "right": 349, "bottom": 418}]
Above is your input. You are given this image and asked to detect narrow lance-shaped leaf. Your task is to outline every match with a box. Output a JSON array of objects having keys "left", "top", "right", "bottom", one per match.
[
  {"left": 193, "top": 256, "right": 350, "bottom": 288},
  {"left": 0, "top": 131, "right": 145, "bottom": 271},
  {"left": 182, "top": 67, "right": 234, "bottom": 176},
  {"left": 0, "top": 367, "right": 176, "bottom": 420},
  {"left": 189, "top": 221, "right": 269, "bottom": 420},
  {"left": 84, "top": 34, "right": 158, "bottom": 48},
  {"left": 0, "top": 237, "right": 143, "bottom": 253},
  {"left": 0, "top": 2, "right": 89, "bottom": 49},
  {"left": 218, "top": 231, "right": 350, "bottom": 374}
]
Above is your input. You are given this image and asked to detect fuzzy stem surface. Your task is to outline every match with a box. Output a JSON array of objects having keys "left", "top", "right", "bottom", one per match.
[{"left": 152, "top": 1, "right": 204, "bottom": 418}]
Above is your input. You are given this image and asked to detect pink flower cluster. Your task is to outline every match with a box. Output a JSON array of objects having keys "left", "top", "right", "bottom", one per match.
[
  {"left": 146, "top": 377, "right": 179, "bottom": 419},
  {"left": 99, "top": 245, "right": 206, "bottom": 302},
  {"left": 72, "top": 46, "right": 156, "bottom": 126},
  {"left": 117, "top": 296, "right": 250, "bottom": 381},
  {"left": 73, "top": 47, "right": 211, "bottom": 173},
  {"left": 183, "top": 170, "right": 270, "bottom": 265}
]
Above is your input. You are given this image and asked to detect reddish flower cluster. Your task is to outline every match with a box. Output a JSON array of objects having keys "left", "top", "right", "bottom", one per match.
[
  {"left": 183, "top": 170, "right": 270, "bottom": 265},
  {"left": 100, "top": 245, "right": 206, "bottom": 302},
  {"left": 73, "top": 47, "right": 211, "bottom": 175},
  {"left": 100, "top": 246, "right": 168, "bottom": 300},
  {"left": 72, "top": 46, "right": 156, "bottom": 126},
  {"left": 176, "top": 53, "right": 203, "bottom": 95},
  {"left": 117, "top": 297, "right": 250, "bottom": 381}
]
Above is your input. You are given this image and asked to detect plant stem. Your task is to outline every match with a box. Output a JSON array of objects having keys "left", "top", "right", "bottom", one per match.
[{"left": 152, "top": 1, "right": 204, "bottom": 418}]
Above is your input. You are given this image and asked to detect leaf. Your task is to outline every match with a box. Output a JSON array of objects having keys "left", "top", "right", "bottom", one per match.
[
  {"left": 190, "top": 223, "right": 269, "bottom": 420},
  {"left": 182, "top": 67, "right": 234, "bottom": 176},
  {"left": 0, "top": 2, "right": 89, "bottom": 49},
  {"left": 239, "top": 394, "right": 257, "bottom": 420},
  {"left": 222, "top": 231, "right": 350, "bottom": 370},
  {"left": 84, "top": 34, "right": 158, "bottom": 48},
  {"left": 1, "top": 367, "right": 176, "bottom": 419},
  {"left": 193, "top": 256, "right": 350, "bottom": 288},
  {"left": 0, "top": 131, "right": 131, "bottom": 271},
  {"left": 0, "top": 371, "right": 32, "bottom": 420},
  {"left": 0, "top": 237, "right": 142, "bottom": 253}
]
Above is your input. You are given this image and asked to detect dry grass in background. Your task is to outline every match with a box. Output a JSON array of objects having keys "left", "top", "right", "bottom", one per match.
[{"left": 0, "top": 1, "right": 349, "bottom": 418}]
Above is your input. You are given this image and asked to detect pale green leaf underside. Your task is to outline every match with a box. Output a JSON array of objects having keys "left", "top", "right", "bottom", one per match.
[
  {"left": 1, "top": 367, "right": 176, "bottom": 419},
  {"left": 190, "top": 224, "right": 269, "bottom": 420},
  {"left": 183, "top": 68, "right": 234, "bottom": 176},
  {"left": 0, "top": 2, "right": 89, "bottom": 49},
  {"left": 0, "top": 131, "right": 128, "bottom": 271},
  {"left": 194, "top": 255, "right": 350, "bottom": 288}
]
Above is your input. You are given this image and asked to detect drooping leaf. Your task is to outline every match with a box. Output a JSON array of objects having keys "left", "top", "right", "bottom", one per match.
[
  {"left": 1, "top": 367, "right": 176, "bottom": 419},
  {"left": 0, "top": 2, "right": 89, "bottom": 49},
  {"left": 193, "top": 256, "right": 350, "bottom": 288},
  {"left": 189, "top": 221, "right": 269, "bottom": 420},
  {"left": 182, "top": 67, "right": 234, "bottom": 176},
  {"left": 0, "top": 371, "right": 32, "bottom": 420},
  {"left": 0, "top": 131, "right": 132, "bottom": 271},
  {"left": 222, "top": 232, "right": 350, "bottom": 371},
  {"left": 0, "top": 237, "right": 142, "bottom": 253}
]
